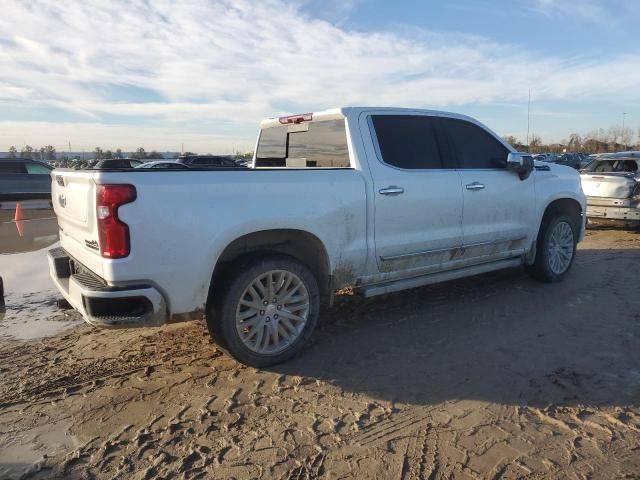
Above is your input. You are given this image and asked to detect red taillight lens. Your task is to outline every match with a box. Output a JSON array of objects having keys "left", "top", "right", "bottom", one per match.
[
  {"left": 278, "top": 113, "right": 313, "bottom": 124},
  {"left": 96, "top": 184, "right": 136, "bottom": 258}
]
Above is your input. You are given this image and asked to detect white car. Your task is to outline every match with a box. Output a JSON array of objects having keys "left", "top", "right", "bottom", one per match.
[
  {"left": 49, "top": 107, "right": 586, "bottom": 366},
  {"left": 136, "top": 161, "right": 189, "bottom": 169},
  {"left": 580, "top": 153, "right": 640, "bottom": 227}
]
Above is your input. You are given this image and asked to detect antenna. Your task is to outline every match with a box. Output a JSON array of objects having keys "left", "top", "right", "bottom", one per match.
[{"left": 526, "top": 88, "right": 531, "bottom": 151}]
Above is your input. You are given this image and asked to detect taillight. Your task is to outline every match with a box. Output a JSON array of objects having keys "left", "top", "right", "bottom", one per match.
[{"left": 96, "top": 184, "right": 136, "bottom": 258}]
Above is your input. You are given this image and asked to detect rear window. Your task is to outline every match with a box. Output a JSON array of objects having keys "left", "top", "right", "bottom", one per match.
[{"left": 255, "top": 119, "right": 350, "bottom": 168}]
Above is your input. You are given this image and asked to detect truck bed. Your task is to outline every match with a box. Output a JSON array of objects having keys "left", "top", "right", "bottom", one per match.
[{"left": 51, "top": 167, "right": 368, "bottom": 319}]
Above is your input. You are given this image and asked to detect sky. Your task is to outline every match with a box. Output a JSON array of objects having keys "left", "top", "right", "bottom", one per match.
[{"left": 1, "top": 0, "right": 639, "bottom": 153}]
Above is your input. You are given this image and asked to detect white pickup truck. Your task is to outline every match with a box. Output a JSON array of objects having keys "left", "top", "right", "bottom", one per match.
[{"left": 49, "top": 107, "right": 586, "bottom": 366}]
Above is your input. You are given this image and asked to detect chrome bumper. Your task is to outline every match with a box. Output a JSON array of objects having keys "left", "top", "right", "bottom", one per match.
[{"left": 48, "top": 247, "right": 168, "bottom": 327}]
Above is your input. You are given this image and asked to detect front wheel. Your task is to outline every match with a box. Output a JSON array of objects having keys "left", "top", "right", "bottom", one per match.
[
  {"left": 527, "top": 213, "right": 578, "bottom": 282},
  {"left": 207, "top": 255, "right": 320, "bottom": 367}
]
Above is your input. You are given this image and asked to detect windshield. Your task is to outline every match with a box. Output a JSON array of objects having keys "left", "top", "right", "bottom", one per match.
[{"left": 582, "top": 159, "right": 639, "bottom": 174}]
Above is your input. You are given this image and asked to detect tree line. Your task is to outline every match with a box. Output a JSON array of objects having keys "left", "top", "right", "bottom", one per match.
[
  {"left": 503, "top": 125, "right": 640, "bottom": 154},
  {"left": 6, "top": 145, "right": 166, "bottom": 162}
]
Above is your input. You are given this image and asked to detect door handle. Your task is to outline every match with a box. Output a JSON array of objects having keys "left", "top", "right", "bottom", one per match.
[
  {"left": 465, "top": 182, "right": 485, "bottom": 191},
  {"left": 379, "top": 186, "right": 404, "bottom": 196}
]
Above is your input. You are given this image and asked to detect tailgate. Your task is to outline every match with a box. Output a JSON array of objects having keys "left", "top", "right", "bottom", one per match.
[
  {"left": 51, "top": 170, "right": 104, "bottom": 275},
  {"left": 580, "top": 173, "right": 637, "bottom": 199}
]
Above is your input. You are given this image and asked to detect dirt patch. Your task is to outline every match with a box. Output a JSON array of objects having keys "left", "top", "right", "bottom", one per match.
[{"left": 1, "top": 228, "right": 639, "bottom": 479}]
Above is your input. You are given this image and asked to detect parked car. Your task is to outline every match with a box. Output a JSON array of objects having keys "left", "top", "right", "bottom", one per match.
[
  {"left": 136, "top": 161, "right": 190, "bottom": 169},
  {"left": 534, "top": 153, "right": 558, "bottom": 163},
  {"left": 0, "top": 202, "right": 58, "bottom": 254},
  {"left": 234, "top": 158, "right": 251, "bottom": 167},
  {"left": 555, "top": 153, "right": 581, "bottom": 170},
  {"left": 0, "top": 158, "right": 54, "bottom": 201},
  {"left": 93, "top": 158, "right": 144, "bottom": 169},
  {"left": 48, "top": 107, "right": 585, "bottom": 366},
  {"left": 177, "top": 155, "right": 245, "bottom": 168},
  {"left": 580, "top": 155, "right": 640, "bottom": 227}
]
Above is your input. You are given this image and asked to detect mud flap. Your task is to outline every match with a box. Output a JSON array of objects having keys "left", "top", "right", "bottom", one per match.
[{"left": 525, "top": 240, "right": 537, "bottom": 265}]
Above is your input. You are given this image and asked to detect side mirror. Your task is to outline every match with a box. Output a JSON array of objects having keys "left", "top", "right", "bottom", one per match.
[{"left": 507, "top": 152, "right": 534, "bottom": 180}]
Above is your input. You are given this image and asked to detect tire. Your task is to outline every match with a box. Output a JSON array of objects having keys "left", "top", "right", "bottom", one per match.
[
  {"left": 206, "top": 255, "right": 320, "bottom": 367},
  {"left": 526, "top": 212, "right": 578, "bottom": 282}
]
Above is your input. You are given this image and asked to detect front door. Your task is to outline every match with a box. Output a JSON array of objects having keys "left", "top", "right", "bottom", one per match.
[{"left": 436, "top": 117, "right": 535, "bottom": 262}]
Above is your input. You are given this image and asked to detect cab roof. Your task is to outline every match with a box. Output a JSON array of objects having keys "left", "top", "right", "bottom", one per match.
[{"left": 259, "top": 106, "right": 478, "bottom": 129}]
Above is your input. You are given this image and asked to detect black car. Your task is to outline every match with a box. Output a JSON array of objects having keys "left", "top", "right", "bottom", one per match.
[
  {"left": 555, "top": 154, "right": 581, "bottom": 170},
  {"left": 176, "top": 155, "right": 244, "bottom": 168},
  {"left": 92, "top": 158, "right": 144, "bottom": 169},
  {"left": 0, "top": 158, "right": 54, "bottom": 201}
]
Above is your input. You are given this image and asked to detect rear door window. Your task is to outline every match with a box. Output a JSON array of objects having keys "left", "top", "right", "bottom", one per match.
[
  {"left": 0, "top": 162, "right": 28, "bottom": 173},
  {"left": 255, "top": 119, "right": 350, "bottom": 168},
  {"left": 371, "top": 115, "right": 443, "bottom": 169},
  {"left": 437, "top": 117, "right": 509, "bottom": 169}
]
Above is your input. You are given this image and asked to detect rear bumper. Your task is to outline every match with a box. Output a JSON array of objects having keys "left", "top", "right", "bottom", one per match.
[{"left": 48, "top": 247, "right": 168, "bottom": 327}]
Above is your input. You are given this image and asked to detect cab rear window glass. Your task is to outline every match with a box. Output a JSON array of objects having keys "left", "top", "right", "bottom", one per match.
[{"left": 255, "top": 119, "right": 350, "bottom": 168}]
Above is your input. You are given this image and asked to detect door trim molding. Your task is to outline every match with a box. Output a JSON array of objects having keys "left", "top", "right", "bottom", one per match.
[{"left": 379, "top": 236, "right": 525, "bottom": 262}]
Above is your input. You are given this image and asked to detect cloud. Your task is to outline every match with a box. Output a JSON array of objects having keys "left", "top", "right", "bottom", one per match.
[
  {"left": 530, "top": 0, "right": 606, "bottom": 20},
  {"left": 0, "top": 0, "right": 639, "bottom": 149}
]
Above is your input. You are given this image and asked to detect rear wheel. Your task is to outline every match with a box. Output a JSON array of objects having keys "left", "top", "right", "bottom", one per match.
[
  {"left": 207, "top": 255, "right": 320, "bottom": 367},
  {"left": 527, "top": 213, "right": 578, "bottom": 282}
]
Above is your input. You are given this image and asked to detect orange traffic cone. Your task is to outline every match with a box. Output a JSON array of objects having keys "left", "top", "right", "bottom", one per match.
[{"left": 14, "top": 202, "right": 24, "bottom": 237}]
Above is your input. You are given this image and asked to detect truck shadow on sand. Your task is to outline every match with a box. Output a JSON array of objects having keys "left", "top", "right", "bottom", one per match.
[{"left": 271, "top": 248, "right": 640, "bottom": 409}]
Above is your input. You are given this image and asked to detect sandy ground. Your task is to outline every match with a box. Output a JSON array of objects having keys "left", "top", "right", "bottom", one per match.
[{"left": 0, "top": 228, "right": 639, "bottom": 479}]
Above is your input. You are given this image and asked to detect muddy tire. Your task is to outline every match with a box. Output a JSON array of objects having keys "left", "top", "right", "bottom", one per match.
[
  {"left": 527, "top": 213, "right": 578, "bottom": 282},
  {"left": 207, "top": 255, "right": 320, "bottom": 367}
]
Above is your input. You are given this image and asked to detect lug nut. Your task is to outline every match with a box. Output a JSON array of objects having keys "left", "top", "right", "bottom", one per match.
[
  {"left": 272, "top": 298, "right": 277, "bottom": 303},
  {"left": 273, "top": 314, "right": 279, "bottom": 319},
  {"left": 276, "top": 305, "right": 282, "bottom": 310},
  {"left": 263, "top": 300, "right": 268, "bottom": 306},
  {"left": 260, "top": 310, "right": 265, "bottom": 315},
  {"left": 266, "top": 317, "right": 271, "bottom": 322}
]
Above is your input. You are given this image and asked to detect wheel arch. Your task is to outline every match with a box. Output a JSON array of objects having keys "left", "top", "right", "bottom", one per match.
[
  {"left": 528, "top": 196, "right": 583, "bottom": 264},
  {"left": 540, "top": 197, "right": 583, "bottom": 226},
  {"left": 207, "top": 229, "right": 332, "bottom": 308}
]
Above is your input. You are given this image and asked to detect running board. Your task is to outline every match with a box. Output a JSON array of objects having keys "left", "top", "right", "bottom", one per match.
[{"left": 359, "top": 258, "right": 522, "bottom": 298}]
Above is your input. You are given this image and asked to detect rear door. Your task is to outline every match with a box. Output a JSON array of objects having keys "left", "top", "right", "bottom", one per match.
[
  {"left": 362, "top": 112, "right": 463, "bottom": 274},
  {"left": 436, "top": 117, "right": 535, "bottom": 262},
  {"left": 581, "top": 160, "right": 638, "bottom": 199}
]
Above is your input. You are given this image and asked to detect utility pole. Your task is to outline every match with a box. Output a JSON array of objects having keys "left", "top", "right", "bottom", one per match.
[
  {"left": 622, "top": 112, "right": 627, "bottom": 151},
  {"left": 526, "top": 88, "right": 531, "bottom": 151}
]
